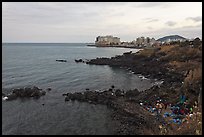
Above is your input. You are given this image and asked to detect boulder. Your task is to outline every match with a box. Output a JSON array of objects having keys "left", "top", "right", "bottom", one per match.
[
  {"left": 47, "top": 88, "right": 52, "bottom": 91},
  {"left": 65, "top": 96, "right": 70, "bottom": 101},
  {"left": 41, "top": 91, "right": 46, "bottom": 96},
  {"left": 75, "top": 59, "right": 83, "bottom": 63},
  {"left": 111, "top": 85, "right": 115, "bottom": 89},
  {"left": 62, "top": 93, "right": 67, "bottom": 96}
]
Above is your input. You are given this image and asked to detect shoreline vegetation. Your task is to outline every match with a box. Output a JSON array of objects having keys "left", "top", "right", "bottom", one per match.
[{"left": 2, "top": 39, "right": 202, "bottom": 135}]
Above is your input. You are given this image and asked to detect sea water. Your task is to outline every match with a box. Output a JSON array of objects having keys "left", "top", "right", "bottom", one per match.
[{"left": 2, "top": 43, "right": 154, "bottom": 135}]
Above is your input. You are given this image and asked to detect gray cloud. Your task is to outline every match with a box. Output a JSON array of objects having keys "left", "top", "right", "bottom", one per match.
[
  {"left": 144, "top": 24, "right": 202, "bottom": 40},
  {"left": 165, "top": 21, "right": 177, "bottom": 27},
  {"left": 135, "top": 2, "right": 170, "bottom": 8},
  {"left": 186, "top": 16, "right": 202, "bottom": 22},
  {"left": 2, "top": 2, "right": 202, "bottom": 42},
  {"left": 3, "top": 2, "right": 107, "bottom": 27},
  {"left": 180, "top": 23, "right": 202, "bottom": 29},
  {"left": 147, "top": 26, "right": 153, "bottom": 30},
  {"left": 145, "top": 18, "right": 159, "bottom": 23}
]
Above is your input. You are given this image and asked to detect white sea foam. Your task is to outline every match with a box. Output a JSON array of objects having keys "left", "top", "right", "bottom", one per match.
[
  {"left": 2, "top": 96, "right": 8, "bottom": 101},
  {"left": 138, "top": 75, "right": 148, "bottom": 80}
]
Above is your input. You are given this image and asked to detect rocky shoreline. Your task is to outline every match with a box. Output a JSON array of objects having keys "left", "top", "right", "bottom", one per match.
[
  {"left": 63, "top": 86, "right": 160, "bottom": 134},
  {"left": 84, "top": 45, "right": 202, "bottom": 102},
  {"left": 62, "top": 84, "right": 186, "bottom": 135},
  {"left": 71, "top": 44, "right": 202, "bottom": 135},
  {"left": 86, "top": 48, "right": 184, "bottom": 85},
  {"left": 2, "top": 44, "right": 202, "bottom": 135}
]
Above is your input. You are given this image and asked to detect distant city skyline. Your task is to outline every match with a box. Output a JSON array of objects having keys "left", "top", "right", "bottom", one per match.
[{"left": 2, "top": 2, "right": 202, "bottom": 43}]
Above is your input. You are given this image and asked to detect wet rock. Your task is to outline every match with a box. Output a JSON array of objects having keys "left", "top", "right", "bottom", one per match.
[
  {"left": 64, "top": 89, "right": 117, "bottom": 104},
  {"left": 5, "top": 86, "right": 46, "bottom": 101},
  {"left": 47, "top": 88, "right": 52, "bottom": 91},
  {"left": 56, "top": 59, "right": 67, "bottom": 62},
  {"left": 7, "top": 93, "right": 18, "bottom": 101},
  {"left": 41, "top": 91, "right": 46, "bottom": 95},
  {"left": 75, "top": 59, "right": 83, "bottom": 63},
  {"left": 12, "top": 88, "right": 23, "bottom": 95},
  {"left": 30, "top": 90, "right": 40, "bottom": 97},
  {"left": 111, "top": 85, "right": 115, "bottom": 89},
  {"left": 62, "top": 93, "right": 67, "bottom": 96},
  {"left": 65, "top": 96, "right": 70, "bottom": 101},
  {"left": 123, "top": 51, "right": 132, "bottom": 55}
]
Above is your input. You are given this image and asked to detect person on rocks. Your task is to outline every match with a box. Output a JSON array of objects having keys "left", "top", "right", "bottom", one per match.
[
  {"left": 156, "top": 101, "right": 163, "bottom": 114},
  {"left": 179, "top": 92, "right": 186, "bottom": 105},
  {"left": 155, "top": 101, "right": 162, "bottom": 120}
]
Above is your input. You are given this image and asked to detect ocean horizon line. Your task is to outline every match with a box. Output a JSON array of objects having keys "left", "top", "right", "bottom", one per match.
[{"left": 2, "top": 42, "right": 94, "bottom": 44}]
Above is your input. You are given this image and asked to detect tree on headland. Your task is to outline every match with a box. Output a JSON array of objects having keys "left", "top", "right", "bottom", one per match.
[{"left": 180, "top": 40, "right": 190, "bottom": 47}]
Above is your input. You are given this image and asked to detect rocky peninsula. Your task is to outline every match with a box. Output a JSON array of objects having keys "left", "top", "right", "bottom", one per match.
[{"left": 71, "top": 42, "right": 202, "bottom": 135}]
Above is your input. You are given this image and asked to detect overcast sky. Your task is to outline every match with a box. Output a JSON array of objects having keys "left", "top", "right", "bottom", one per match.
[{"left": 2, "top": 2, "right": 202, "bottom": 43}]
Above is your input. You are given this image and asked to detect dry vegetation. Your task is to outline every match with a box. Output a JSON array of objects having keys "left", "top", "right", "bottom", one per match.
[
  {"left": 138, "top": 43, "right": 202, "bottom": 135},
  {"left": 137, "top": 48, "right": 157, "bottom": 57},
  {"left": 158, "top": 45, "right": 202, "bottom": 62}
]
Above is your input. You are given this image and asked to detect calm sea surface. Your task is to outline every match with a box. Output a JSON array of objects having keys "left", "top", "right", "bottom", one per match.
[{"left": 2, "top": 43, "right": 155, "bottom": 135}]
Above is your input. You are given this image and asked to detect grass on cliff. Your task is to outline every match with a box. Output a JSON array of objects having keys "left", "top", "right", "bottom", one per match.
[
  {"left": 158, "top": 45, "right": 202, "bottom": 62},
  {"left": 134, "top": 44, "right": 202, "bottom": 135},
  {"left": 137, "top": 44, "right": 202, "bottom": 100},
  {"left": 137, "top": 48, "right": 157, "bottom": 57}
]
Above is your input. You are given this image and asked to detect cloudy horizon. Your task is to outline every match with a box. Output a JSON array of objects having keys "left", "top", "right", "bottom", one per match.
[{"left": 2, "top": 2, "right": 202, "bottom": 43}]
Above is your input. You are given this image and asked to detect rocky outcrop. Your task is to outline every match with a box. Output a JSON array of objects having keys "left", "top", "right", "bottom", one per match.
[
  {"left": 56, "top": 59, "right": 67, "bottom": 62},
  {"left": 3, "top": 86, "right": 46, "bottom": 101},
  {"left": 47, "top": 88, "right": 52, "bottom": 91},
  {"left": 64, "top": 89, "right": 118, "bottom": 105},
  {"left": 75, "top": 59, "right": 89, "bottom": 63},
  {"left": 63, "top": 85, "right": 168, "bottom": 135},
  {"left": 63, "top": 83, "right": 197, "bottom": 135},
  {"left": 75, "top": 59, "right": 83, "bottom": 63},
  {"left": 85, "top": 48, "right": 185, "bottom": 87}
]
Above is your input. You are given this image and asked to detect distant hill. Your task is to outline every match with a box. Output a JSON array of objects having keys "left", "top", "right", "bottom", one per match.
[{"left": 157, "top": 35, "right": 187, "bottom": 42}]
